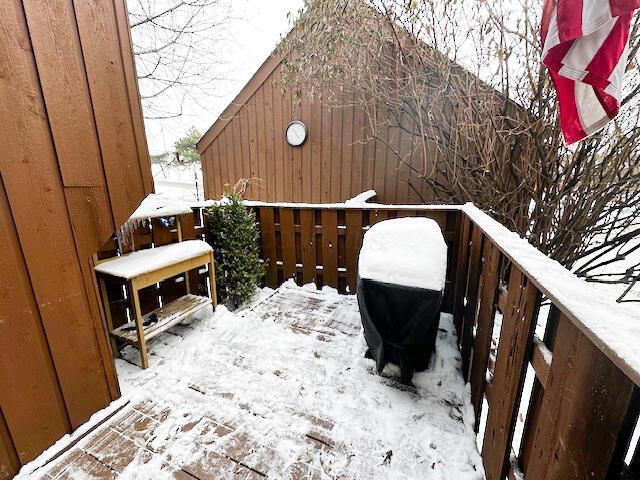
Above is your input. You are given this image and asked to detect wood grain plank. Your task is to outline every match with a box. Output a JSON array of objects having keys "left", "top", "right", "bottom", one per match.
[
  {"left": 291, "top": 91, "right": 303, "bottom": 202},
  {"left": 310, "top": 93, "right": 322, "bottom": 203},
  {"left": 224, "top": 121, "right": 237, "bottom": 189},
  {"left": 260, "top": 208, "right": 278, "bottom": 287},
  {"left": 299, "top": 209, "right": 316, "bottom": 285},
  {"left": 1, "top": 0, "right": 112, "bottom": 430},
  {"left": 523, "top": 314, "right": 635, "bottom": 480},
  {"left": 239, "top": 104, "right": 252, "bottom": 199},
  {"left": 329, "top": 102, "right": 343, "bottom": 202},
  {"left": 452, "top": 215, "right": 471, "bottom": 336},
  {"left": 0, "top": 407, "right": 19, "bottom": 479},
  {"left": 248, "top": 96, "right": 260, "bottom": 198},
  {"left": 256, "top": 85, "right": 268, "bottom": 200},
  {"left": 481, "top": 267, "right": 540, "bottom": 480},
  {"left": 73, "top": 0, "right": 148, "bottom": 226},
  {"left": 469, "top": 241, "right": 501, "bottom": 426},
  {"left": 262, "top": 82, "right": 276, "bottom": 200},
  {"left": 340, "top": 92, "right": 354, "bottom": 201},
  {"left": 461, "top": 226, "right": 484, "bottom": 378},
  {"left": 321, "top": 210, "right": 338, "bottom": 287},
  {"left": 271, "top": 71, "right": 285, "bottom": 201},
  {"left": 345, "top": 210, "right": 363, "bottom": 293},
  {"left": 280, "top": 209, "right": 296, "bottom": 281},
  {"left": 320, "top": 90, "right": 332, "bottom": 202},
  {"left": 0, "top": 175, "right": 70, "bottom": 463},
  {"left": 282, "top": 85, "right": 294, "bottom": 202},
  {"left": 300, "top": 91, "right": 312, "bottom": 202}
]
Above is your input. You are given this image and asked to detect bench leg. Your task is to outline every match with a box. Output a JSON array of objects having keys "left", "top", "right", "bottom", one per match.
[
  {"left": 209, "top": 251, "right": 217, "bottom": 308},
  {"left": 129, "top": 284, "right": 149, "bottom": 369}
]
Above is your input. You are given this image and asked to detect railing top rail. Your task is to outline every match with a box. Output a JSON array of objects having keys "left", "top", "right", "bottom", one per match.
[
  {"left": 463, "top": 203, "right": 640, "bottom": 388},
  {"left": 242, "top": 200, "right": 465, "bottom": 211}
]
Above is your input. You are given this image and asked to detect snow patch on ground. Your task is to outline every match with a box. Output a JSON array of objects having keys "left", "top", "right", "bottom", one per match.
[{"left": 24, "top": 283, "right": 483, "bottom": 479}]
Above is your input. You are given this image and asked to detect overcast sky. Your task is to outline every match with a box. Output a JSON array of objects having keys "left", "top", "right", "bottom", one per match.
[{"left": 140, "top": 0, "right": 304, "bottom": 155}]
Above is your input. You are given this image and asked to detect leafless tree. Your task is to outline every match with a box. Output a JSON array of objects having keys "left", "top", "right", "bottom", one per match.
[
  {"left": 128, "top": 0, "right": 233, "bottom": 119},
  {"left": 279, "top": 0, "right": 640, "bottom": 300}
]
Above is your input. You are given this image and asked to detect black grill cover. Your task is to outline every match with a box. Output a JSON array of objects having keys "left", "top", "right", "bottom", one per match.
[{"left": 357, "top": 276, "right": 442, "bottom": 384}]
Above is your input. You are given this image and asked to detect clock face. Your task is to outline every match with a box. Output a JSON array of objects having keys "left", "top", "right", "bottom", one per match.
[{"left": 286, "top": 121, "right": 307, "bottom": 147}]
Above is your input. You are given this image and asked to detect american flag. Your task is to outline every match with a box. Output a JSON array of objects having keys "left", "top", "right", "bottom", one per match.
[{"left": 541, "top": 0, "right": 640, "bottom": 144}]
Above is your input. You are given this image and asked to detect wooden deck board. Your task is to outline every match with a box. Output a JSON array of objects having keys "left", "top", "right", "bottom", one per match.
[{"left": 30, "top": 286, "right": 477, "bottom": 479}]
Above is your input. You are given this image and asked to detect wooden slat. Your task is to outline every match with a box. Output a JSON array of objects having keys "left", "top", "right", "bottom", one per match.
[
  {"left": 280, "top": 209, "right": 296, "bottom": 280},
  {"left": 320, "top": 91, "right": 332, "bottom": 202},
  {"left": 0, "top": 176, "right": 71, "bottom": 465},
  {"left": 469, "top": 241, "right": 501, "bottom": 426},
  {"left": 345, "top": 210, "right": 363, "bottom": 293},
  {"left": 461, "top": 225, "right": 484, "bottom": 377},
  {"left": 607, "top": 386, "right": 640, "bottom": 479},
  {"left": 272, "top": 71, "right": 285, "bottom": 201},
  {"left": 73, "top": 0, "right": 149, "bottom": 227},
  {"left": 0, "top": 408, "right": 19, "bottom": 480},
  {"left": 256, "top": 84, "right": 269, "bottom": 200},
  {"left": 260, "top": 208, "right": 278, "bottom": 287},
  {"left": 291, "top": 91, "right": 302, "bottom": 202},
  {"left": 452, "top": 215, "right": 471, "bottom": 336},
  {"left": 482, "top": 267, "right": 540, "bottom": 480},
  {"left": 522, "top": 313, "right": 636, "bottom": 479},
  {"left": 299, "top": 209, "right": 316, "bottom": 285},
  {"left": 321, "top": 210, "right": 339, "bottom": 287},
  {"left": 530, "top": 337, "right": 551, "bottom": 389}
]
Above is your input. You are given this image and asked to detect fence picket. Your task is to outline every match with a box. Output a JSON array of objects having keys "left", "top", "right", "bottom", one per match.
[
  {"left": 482, "top": 266, "right": 540, "bottom": 480},
  {"left": 469, "top": 241, "right": 501, "bottom": 427},
  {"left": 321, "top": 209, "right": 339, "bottom": 287}
]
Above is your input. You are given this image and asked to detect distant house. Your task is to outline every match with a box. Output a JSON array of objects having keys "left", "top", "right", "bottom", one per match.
[{"left": 197, "top": 29, "right": 521, "bottom": 205}]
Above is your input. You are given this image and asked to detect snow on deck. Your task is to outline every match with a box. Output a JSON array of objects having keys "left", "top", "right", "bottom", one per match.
[{"left": 20, "top": 282, "right": 483, "bottom": 480}]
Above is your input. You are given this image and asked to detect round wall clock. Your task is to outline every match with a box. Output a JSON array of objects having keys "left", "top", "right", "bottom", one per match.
[{"left": 286, "top": 120, "right": 307, "bottom": 147}]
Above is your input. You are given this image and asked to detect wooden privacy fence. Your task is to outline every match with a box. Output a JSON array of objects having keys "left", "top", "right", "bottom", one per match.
[
  {"left": 248, "top": 203, "right": 462, "bottom": 312},
  {"left": 250, "top": 201, "right": 640, "bottom": 480}
]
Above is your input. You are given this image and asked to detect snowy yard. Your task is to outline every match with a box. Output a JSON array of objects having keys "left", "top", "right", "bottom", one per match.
[{"left": 19, "top": 282, "right": 483, "bottom": 479}]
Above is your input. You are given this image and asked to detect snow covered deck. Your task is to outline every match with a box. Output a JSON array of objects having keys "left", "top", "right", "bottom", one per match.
[{"left": 19, "top": 282, "right": 482, "bottom": 479}]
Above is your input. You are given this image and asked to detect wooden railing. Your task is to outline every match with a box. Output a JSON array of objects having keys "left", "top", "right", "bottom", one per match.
[
  {"left": 248, "top": 202, "right": 462, "bottom": 312},
  {"left": 249, "top": 201, "right": 640, "bottom": 480}
]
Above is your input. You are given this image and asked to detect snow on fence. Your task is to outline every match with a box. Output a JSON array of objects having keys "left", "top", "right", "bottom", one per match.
[{"left": 247, "top": 200, "right": 640, "bottom": 480}]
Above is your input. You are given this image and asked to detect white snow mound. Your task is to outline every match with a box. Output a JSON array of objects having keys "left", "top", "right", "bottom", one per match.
[
  {"left": 95, "top": 240, "right": 212, "bottom": 279},
  {"left": 358, "top": 217, "right": 447, "bottom": 291}
]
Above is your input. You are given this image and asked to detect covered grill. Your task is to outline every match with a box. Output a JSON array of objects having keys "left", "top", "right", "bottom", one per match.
[{"left": 357, "top": 217, "right": 447, "bottom": 384}]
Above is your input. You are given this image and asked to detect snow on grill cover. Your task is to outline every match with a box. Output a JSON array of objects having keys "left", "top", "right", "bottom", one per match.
[
  {"left": 357, "top": 218, "right": 448, "bottom": 384},
  {"left": 358, "top": 217, "right": 447, "bottom": 291}
]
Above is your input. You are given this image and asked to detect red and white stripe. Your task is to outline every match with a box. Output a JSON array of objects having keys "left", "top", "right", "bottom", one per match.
[{"left": 541, "top": 0, "right": 639, "bottom": 144}]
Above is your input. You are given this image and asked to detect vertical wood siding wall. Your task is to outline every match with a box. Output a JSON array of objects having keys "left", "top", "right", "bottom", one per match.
[
  {"left": 0, "top": 1, "right": 151, "bottom": 476},
  {"left": 198, "top": 56, "right": 434, "bottom": 205}
]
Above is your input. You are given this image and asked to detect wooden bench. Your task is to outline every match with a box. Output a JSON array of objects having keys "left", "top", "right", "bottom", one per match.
[{"left": 95, "top": 240, "right": 216, "bottom": 368}]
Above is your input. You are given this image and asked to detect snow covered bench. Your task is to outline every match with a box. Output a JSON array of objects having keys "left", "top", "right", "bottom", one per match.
[
  {"left": 357, "top": 217, "right": 448, "bottom": 383},
  {"left": 95, "top": 239, "right": 216, "bottom": 369}
]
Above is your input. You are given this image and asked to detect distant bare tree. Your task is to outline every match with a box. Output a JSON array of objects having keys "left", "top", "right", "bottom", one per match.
[
  {"left": 279, "top": 0, "right": 640, "bottom": 299},
  {"left": 129, "top": 0, "right": 233, "bottom": 119}
]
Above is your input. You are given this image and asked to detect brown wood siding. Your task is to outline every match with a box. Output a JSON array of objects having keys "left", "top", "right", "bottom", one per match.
[
  {"left": 198, "top": 56, "right": 434, "bottom": 204},
  {"left": 0, "top": 0, "right": 151, "bottom": 476}
]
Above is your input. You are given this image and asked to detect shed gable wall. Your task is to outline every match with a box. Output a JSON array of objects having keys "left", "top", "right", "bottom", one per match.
[{"left": 199, "top": 57, "right": 434, "bottom": 204}]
